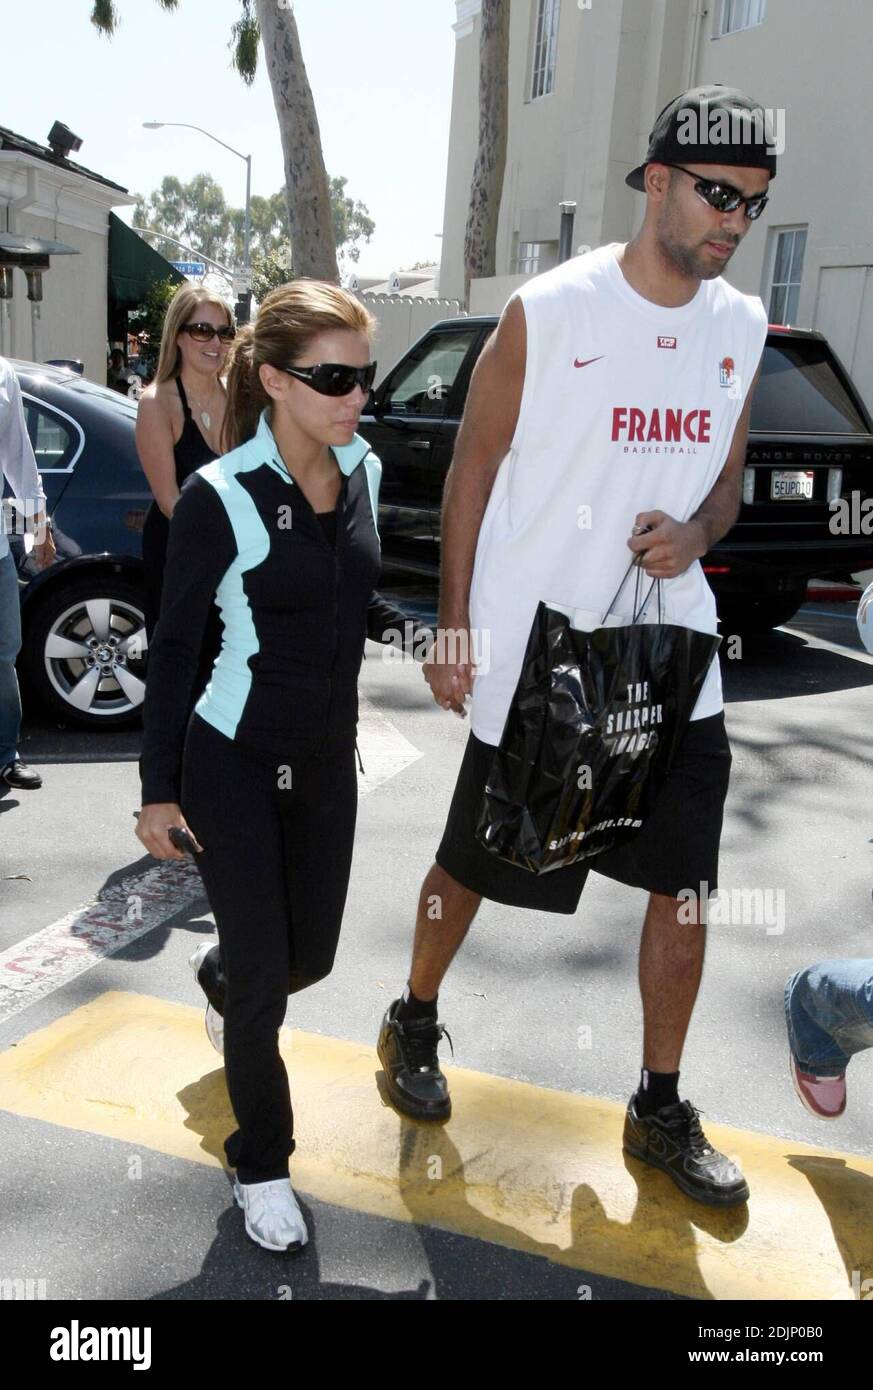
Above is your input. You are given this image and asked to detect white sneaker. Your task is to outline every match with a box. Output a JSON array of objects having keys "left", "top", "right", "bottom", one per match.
[
  {"left": 233, "top": 1176, "right": 309, "bottom": 1252},
  {"left": 203, "top": 1004, "right": 224, "bottom": 1055},
  {"left": 189, "top": 942, "right": 224, "bottom": 1055}
]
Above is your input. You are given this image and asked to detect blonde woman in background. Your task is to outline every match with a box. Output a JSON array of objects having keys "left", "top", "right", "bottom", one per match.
[{"left": 136, "top": 285, "right": 235, "bottom": 695}]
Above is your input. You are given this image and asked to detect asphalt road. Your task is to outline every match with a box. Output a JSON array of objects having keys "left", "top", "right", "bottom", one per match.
[{"left": 1, "top": 595, "right": 871, "bottom": 1302}]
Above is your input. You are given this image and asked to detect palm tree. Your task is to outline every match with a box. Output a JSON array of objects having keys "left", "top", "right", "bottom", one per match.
[
  {"left": 463, "top": 0, "right": 509, "bottom": 305},
  {"left": 91, "top": 0, "right": 340, "bottom": 281}
]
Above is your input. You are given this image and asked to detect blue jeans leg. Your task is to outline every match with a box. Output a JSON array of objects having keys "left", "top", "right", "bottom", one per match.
[
  {"left": 785, "top": 959, "right": 873, "bottom": 1076},
  {"left": 0, "top": 550, "right": 22, "bottom": 769}
]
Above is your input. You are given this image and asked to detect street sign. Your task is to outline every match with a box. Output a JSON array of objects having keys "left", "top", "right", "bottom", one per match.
[
  {"left": 170, "top": 260, "right": 206, "bottom": 276},
  {"left": 232, "top": 269, "right": 253, "bottom": 294}
]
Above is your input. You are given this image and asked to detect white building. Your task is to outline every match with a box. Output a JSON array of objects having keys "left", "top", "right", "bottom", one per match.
[
  {"left": 0, "top": 122, "right": 173, "bottom": 383},
  {"left": 441, "top": 0, "right": 873, "bottom": 412}
]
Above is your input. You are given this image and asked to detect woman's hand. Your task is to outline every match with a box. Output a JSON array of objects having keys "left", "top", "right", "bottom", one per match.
[
  {"left": 135, "top": 804, "right": 204, "bottom": 860},
  {"left": 422, "top": 627, "right": 476, "bottom": 717}
]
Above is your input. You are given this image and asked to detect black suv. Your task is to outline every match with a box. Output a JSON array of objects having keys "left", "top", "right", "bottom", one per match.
[{"left": 360, "top": 318, "right": 873, "bottom": 631}]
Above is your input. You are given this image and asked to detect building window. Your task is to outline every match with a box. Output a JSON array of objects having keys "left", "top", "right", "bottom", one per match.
[
  {"left": 715, "top": 0, "right": 767, "bottom": 37},
  {"left": 767, "top": 227, "right": 807, "bottom": 326},
  {"left": 513, "top": 241, "right": 559, "bottom": 275},
  {"left": 530, "top": 0, "right": 561, "bottom": 100},
  {"left": 515, "top": 242, "right": 544, "bottom": 275}
]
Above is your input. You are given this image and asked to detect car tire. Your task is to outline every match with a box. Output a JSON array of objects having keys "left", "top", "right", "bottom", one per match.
[
  {"left": 20, "top": 575, "right": 148, "bottom": 730},
  {"left": 716, "top": 583, "right": 807, "bottom": 635}
]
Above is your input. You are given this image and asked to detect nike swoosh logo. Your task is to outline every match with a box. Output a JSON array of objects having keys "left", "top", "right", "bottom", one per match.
[
  {"left": 648, "top": 1130, "right": 669, "bottom": 1156},
  {"left": 574, "top": 356, "right": 604, "bottom": 368}
]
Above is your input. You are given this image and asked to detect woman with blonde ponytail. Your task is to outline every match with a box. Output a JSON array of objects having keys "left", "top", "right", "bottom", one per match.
[
  {"left": 220, "top": 320, "right": 264, "bottom": 454},
  {"left": 136, "top": 280, "right": 427, "bottom": 1252}
]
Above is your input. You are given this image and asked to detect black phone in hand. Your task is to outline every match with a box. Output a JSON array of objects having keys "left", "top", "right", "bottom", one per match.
[{"left": 168, "top": 826, "right": 200, "bottom": 855}]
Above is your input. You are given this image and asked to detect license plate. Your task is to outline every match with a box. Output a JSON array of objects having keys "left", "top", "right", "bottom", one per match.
[{"left": 770, "top": 469, "right": 814, "bottom": 500}]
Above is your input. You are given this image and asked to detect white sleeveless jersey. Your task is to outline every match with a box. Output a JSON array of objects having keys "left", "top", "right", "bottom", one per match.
[{"left": 468, "top": 241, "right": 768, "bottom": 746}]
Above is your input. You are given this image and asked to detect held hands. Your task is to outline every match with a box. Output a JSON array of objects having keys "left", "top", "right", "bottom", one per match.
[
  {"left": 422, "top": 627, "right": 476, "bottom": 717},
  {"left": 421, "top": 515, "right": 706, "bottom": 715},
  {"left": 627, "top": 511, "right": 706, "bottom": 579},
  {"left": 135, "top": 804, "right": 204, "bottom": 861}
]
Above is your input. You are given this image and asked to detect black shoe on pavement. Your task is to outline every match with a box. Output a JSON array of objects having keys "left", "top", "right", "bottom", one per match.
[
  {"left": 622, "top": 1093, "right": 750, "bottom": 1207},
  {"left": 377, "top": 998, "right": 453, "bottom": 1120},
  {"left": 1, "top": 760, "right": 42, "bottom": 789}
]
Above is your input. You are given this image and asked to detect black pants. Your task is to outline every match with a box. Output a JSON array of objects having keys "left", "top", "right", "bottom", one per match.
[{"left": 180, "top": 711, "right": 358, "bottom": 1184}]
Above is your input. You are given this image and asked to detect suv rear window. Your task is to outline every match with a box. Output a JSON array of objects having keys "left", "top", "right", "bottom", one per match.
[{"left": 750, "top": 340, "right": 868, "bottom": 435}]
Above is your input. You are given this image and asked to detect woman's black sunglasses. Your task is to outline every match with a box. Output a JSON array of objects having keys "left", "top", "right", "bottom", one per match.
[
  {"left": 666, "top": 164, "right": 769, "bottom": 220},
  {"left": 181, "top": 321, "right": 237, "bottom": 343},
  {"left": 281, "top": 361, "right": 378, "bottom": 397}
]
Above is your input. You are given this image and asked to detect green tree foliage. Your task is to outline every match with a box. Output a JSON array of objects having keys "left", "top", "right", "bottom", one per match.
[
  {"left": 134, "top": 175, "right": 233, "bottom": 269},
  {"left": 249, "top": 249, "right": 292, "bottom": 304},
  {"left": 93, "top": 1, "right": 355, "bottom": 280},
  {"left": 127, "top": 275, "right": 181, "bottom": 371},
  {"left": 330, "top": 177, "right": 375, "bottom": 267},
  {"left": 91, "top": 0, "right": 178, "bottom": 31},
  {"left": 135, "top": 174, "right": 374, "bottom": 286}
]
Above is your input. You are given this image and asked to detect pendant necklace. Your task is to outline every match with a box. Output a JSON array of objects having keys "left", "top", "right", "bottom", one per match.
[{"left": 182, "top": 377, "right": 224, "bottom": 433}]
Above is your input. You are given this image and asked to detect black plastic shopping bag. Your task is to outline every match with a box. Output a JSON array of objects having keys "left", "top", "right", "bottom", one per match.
[{"left": 475, "top": 558, "right": 721, "bottom": 874}]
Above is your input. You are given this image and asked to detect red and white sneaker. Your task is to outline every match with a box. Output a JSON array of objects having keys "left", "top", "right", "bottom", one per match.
[{"left": 789, "top": 1052, "right": 846, "bottom": 1119}]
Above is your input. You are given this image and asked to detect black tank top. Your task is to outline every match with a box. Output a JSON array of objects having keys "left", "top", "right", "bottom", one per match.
[{"left": 174, "top": 377, "right": 220, "bottom": 484}]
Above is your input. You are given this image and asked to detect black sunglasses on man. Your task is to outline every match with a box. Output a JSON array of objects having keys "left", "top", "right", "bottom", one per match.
[{"left": 665, "top": 164, "right": 769, "bottom": 220}]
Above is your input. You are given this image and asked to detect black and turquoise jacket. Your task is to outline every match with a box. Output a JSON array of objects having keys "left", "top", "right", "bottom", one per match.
[{"left": 140, "top": 408, "right": 421, "bottom": 804}]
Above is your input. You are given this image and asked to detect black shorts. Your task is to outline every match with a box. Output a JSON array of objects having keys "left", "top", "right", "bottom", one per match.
[{"left": 434, "top": 712, "right": 732, "bottom": 914}]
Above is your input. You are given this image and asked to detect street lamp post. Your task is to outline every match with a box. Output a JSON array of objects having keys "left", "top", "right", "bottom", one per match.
[
  {"left": 143, "top": 121, "right": 252, "bottom": 322},
  {"left": 132, "top": 229, "right": 236, "bottom": 282}
]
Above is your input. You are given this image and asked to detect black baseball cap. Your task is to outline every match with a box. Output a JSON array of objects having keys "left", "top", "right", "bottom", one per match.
[{"left": 626, "top": 85, "right": 778, "bottom": 191}]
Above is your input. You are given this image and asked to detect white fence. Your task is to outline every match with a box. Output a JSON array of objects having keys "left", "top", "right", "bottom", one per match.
[{"left": 355, "top": 293, "right": 468, "bottom": 384}]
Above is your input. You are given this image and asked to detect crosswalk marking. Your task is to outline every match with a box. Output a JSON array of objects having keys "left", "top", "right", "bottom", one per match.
[
  {"left": 0, "top": 697, "right": 421, "bottom": 1025},
  {"left": 355, "top": 689, "right": 423, "bottom": 794},
  {"left": 1, "top": 990, "right": 871, "bottom": 1300},
  {"left": 0, "top": 858, "right": 205, "bottom": 1026}
]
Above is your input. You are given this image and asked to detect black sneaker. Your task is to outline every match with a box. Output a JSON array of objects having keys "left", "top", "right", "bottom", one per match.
[
  {"left": 1, "top": 760, "right": 42, "bottom": 789},
  {"left": 377, "top": 999, "right": 453, "bottom": 1120},
  {"left": 622, "top": 1093, "right": 750, "bottom": 1207}
]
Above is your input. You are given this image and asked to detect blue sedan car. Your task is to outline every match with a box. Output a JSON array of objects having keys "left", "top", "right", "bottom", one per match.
[{"left": 8, "top": 360, "right": 150, "bottom": 730}]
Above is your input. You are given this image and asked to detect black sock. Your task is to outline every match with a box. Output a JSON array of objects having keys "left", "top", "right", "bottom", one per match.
[
  {"left": 636, "top": 1068, "right": 680, "bottom": 1116},
  {"left": 395, "top": 983, "right": 437, "bottom": 1022}
]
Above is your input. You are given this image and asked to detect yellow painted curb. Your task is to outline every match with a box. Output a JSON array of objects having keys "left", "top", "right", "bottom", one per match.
[{"left": 0, "top": 991, "right": 870, "bottom": 1300}]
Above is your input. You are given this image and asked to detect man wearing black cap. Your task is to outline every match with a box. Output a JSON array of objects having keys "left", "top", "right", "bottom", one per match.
[{"left": 378, "top": 86, "right": 777, "bottom": 1208}]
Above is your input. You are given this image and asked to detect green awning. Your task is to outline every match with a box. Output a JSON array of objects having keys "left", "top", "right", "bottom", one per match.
[{"left": 108, "top": 212, "right": 185, "bottom": 308}]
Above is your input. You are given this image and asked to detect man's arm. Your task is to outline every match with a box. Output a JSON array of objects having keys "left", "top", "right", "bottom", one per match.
[
  {"left": 629, "top": 358, "right": 762, "bottom": 579},
  {"left": 427, "top": 296, "right": 526, "bottom": 713},
  {"left": 688, "top": 357, "right": 762, "bottom": 553}
]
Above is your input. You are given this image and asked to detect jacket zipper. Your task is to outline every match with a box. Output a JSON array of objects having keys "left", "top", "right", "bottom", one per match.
[
  {"left": 281, "top": 462, "right": 362, "bottom": 766},
  {"left": 313, "top": 477, "right": 344, "bottom": 757}
]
